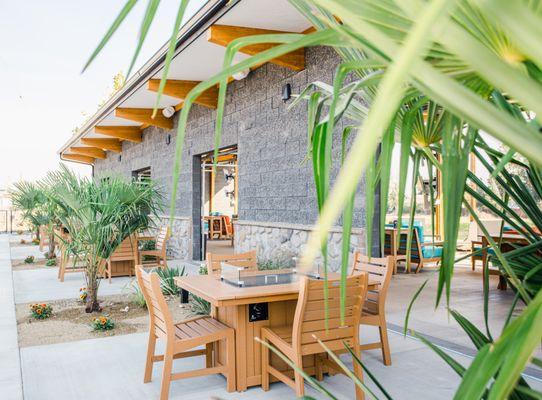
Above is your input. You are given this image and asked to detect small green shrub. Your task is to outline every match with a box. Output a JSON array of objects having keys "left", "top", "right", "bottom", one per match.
[
  {"left": 190, "top": 294, "right": 211, "bottom": 316},
  {"left": 258, "top": 259, "right": 287, "bottom": 270},
  {"left": 92, "top": 316, "right": 115, "bottom": 331},
  {"left": 189, "top": 263, "right": 210, "bottom": 315},
  {"left": 45, "top": 259, "right": 56, "bottom": 267},
  {"left": 125, "top": 279, "right": 146, "bottom": 308},
  {"left": 30, "top": 303, "right": 52, "bottom": 319},
  {"left": 198, "top": 263, "right": 208, "bottom": 275},
  {"left": 31, "top": 238, "right": 39, "bottom": 245},
  {"left": 141, "top": 240, "right": 156, "bottom": 262},
  {"left": 24, "top": 255, "right": 35, "bottom": 264},
  {"left": 141, "top": 239, "right": 156, "bottom": 251},
  {"left": 156, "top": 266, "right": 186, "bottom": 296}
]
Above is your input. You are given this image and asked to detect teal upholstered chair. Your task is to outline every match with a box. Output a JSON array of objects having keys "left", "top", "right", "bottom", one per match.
[
  {"left": 394, "top": 221, "right": 443, "bottom": 273},
  {"left": 470, "top": 226, "right": 513, "bottom": 270}
]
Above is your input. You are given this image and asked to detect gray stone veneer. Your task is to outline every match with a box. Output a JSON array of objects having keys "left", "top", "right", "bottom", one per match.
[
  {"left": 234, "top": 220, "right": 367, "bottom": 271},
  {"left": 151, "top": 216, "right": 192, "bottom": 260}
]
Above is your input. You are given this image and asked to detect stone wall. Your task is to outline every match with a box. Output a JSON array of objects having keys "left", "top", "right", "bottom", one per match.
[
  {"left": 234, "top": 220, "right": 367, "bottom": 272},
  {"left": 94, "top": 45, "right": 379, "bottom": 260},
  {"left": 152, "top": 216, "right": 192, "bottom": 260}
]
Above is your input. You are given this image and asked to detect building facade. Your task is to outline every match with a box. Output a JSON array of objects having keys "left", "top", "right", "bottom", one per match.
[{"left": 62, "top": 0, "right": 380, "bottom": 269}]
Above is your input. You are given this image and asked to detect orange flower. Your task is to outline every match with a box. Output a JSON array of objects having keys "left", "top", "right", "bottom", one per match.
[{"left": 36, "top": 309, "right": 42, "bottom": 314}]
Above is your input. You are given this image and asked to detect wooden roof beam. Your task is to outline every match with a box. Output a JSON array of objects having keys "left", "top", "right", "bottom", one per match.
[
  {"left": 94, "top": 126, "right": 142, "bottom": 143},
  {"left": 208, "top": 25, "right": 305, "bottom": 71},
  {"left": 147, "top": 79, "right": 218, "bottom": 109},
  {"left": 70, "top": 146, "right": 107, "bottom": 159},
  {"left": 62, "top": 153, "right": 95, "bottom": 165},
  {"left": 80, "top": 138, "right": 122, "bottom": 153},
  {"left": 115, "top": 108, "right": 174, "bottom": 130}
]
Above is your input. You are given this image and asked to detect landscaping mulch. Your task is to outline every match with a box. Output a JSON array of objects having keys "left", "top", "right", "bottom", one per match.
[
  {"left": 11, "top": 258, "right": 54, "bottom": 271},
  {"left": 16, "top": 294, "right": 192, "bottom": 347}
]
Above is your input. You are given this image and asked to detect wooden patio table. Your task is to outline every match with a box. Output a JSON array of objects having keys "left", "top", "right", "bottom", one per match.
[
  {"left": 174, "top": 273, "right": 378, "bottom": 392},
  {"left": 479, "top": 233, "right": 539, "bottom": 290}
]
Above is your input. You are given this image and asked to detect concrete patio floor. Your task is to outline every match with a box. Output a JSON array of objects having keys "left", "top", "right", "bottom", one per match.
[
  {"left": 385, "top": 266, "right": 518, "bottom": 352},
  {"left": 3, "top": 234, "right": 542, "bottom": 399},
  {"left": 20, "top": 328, "right": 468, "bottom": 400}
]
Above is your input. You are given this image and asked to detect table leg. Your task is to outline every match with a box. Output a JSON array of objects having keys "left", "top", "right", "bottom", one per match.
[{"left": 235, "top": 305, "right": 247, "bottom": 391}]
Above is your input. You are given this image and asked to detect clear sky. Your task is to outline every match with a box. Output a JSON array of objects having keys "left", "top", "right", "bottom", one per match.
[{"left": 0, "top": 0, "right": 204, "bottom": 189}]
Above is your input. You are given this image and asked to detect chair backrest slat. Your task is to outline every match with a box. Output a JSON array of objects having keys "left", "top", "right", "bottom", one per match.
[
  {"left": 351, "top": 253, "right": 393, "bottom": 316},
  {"left": 136, "top": 266, "right": 174, "bottom": 340},
  {"left": 155, "top": 226, "right": 170, "bottom": 251},
  {"left": 396, "top": 229, "right": 422, "bottom": 260},
  {"left": 292, "top": 274, "right": 368, "bottom": 352},
  {"left": 206, "top": 250, "right": 257, "bottom": 275}
]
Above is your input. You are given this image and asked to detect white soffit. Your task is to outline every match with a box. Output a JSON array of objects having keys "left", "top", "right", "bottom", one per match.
[
  {"left": 119, "top": 86, "right": 179, "bottom": 108},
  {"left": 63, "top": 0, "right": 312, "bottom": 156},
  {"left": 218, "top": 0, "right": 312, "bottom": 32}
]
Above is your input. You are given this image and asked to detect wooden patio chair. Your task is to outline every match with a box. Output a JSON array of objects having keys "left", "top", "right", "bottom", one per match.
[
  {"left": 57, "top": 231, "right": 86, "bottom": 282},
  {"left": 139, "top": 226, "right": 170, "bottom": 268},
  {"left": 260, "top": 273, "right": 369, "bottom": 400},
  {"left": 352, "top": 252, "right": 393, "bottom": 366},
  {"left": 222, "top": 216, "right": 233, "bottom": 239},
  {"left": 136, "top": 266, "right": 236, "bottom": 399},
  {"left": 206, "top": 250, "right": 257, "bottom": 275},
  {"left": 105, "top": 235, "right": 139, "bottom": 283},
  {"left": 396, "top": 227, "right": 443, "bottom": 273},
  {"left": 38, "top": 225, "right": 49, "bottom": 252}
]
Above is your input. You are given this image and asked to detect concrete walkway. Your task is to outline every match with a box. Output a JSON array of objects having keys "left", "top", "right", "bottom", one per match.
[
  {"left": 13, "top": 268, "right": 133, "bottom": 304},
  {"left": 12, "top": 259, "right": 201, "bottom": 304},
  {"left": 20, "top": 329, "right": 468, "bottom": 400},
  {"left": 0, "top": 235, "right": 23, "bottom": 399}
]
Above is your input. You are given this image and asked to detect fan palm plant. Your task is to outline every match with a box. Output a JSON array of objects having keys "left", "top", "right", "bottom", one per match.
[
  {"left": 45, "top": 166, "right": 163, "bottom": 312},
  {"left": 10, "top": 180, "right": 59, "bottom": 258},
  {"left": 9, "top": 181, "right": 46, "bottom": 239},
  {"left": 83, "top": 0, "right": 542, "bottom": 397}
]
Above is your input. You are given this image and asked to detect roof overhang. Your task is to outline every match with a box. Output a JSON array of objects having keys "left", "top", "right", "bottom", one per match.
[{"left": 59, "top": 0, "right": 312, "bottom": 165}]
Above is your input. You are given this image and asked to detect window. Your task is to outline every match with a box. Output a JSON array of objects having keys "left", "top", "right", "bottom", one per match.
[{"left": 132, "top": 167, "right": 151, "bottom": 183}]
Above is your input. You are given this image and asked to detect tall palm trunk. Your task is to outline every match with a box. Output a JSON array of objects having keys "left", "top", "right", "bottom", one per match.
[
  {"left": 85, "top": 259, "right": 102, "bottom": 313},
  {"left": 47, "top": 232, "right": 56, "bottom": 259}
]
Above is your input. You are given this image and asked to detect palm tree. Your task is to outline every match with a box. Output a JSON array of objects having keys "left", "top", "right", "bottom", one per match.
[
  {"left": 9, "top": 181, "right": 46, "bottom": 239},
  {"left": 46, "top": 166, "right": 163, "bottom": 312},
  {"left": 10, "top": 181, "right": 58, "bottom": 258}
]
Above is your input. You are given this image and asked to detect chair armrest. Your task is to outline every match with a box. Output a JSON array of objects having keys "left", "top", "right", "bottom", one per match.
[
  {"left": 420, "top": 241, "right": 444, "bottom": 247},
  {"left": 424, "top": 235, "right": 442, "bottom": 241},
  {"left": 137, "top": 235, "right": 155, "bottom": 242},
  {"left": 140, "top": 249, "right": 160, "bottom": 256}
]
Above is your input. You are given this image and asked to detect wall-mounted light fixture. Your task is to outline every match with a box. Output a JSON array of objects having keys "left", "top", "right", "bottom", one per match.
[
  {"left": 282, "top": 83, "right": 292, "bottom": 102},
  {"left": 232, "top": 69, "right": 250, "bottom": 81},
  {"left": 166, "top": 134, "right": 171, "bottom": 145},
  {"left": 118, "top": 154, "right": 122, "bottom": 162},
  {"left": 223, "top": 168, "right": 235, "bottom": 182},
  {"left": 162, "top": 106, "right": 175, "bottom": 118}
]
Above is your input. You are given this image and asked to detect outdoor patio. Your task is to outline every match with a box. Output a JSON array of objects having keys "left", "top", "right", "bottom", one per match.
[{"left": 3, "top": 233, "right": 541, "bottom": 400}]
